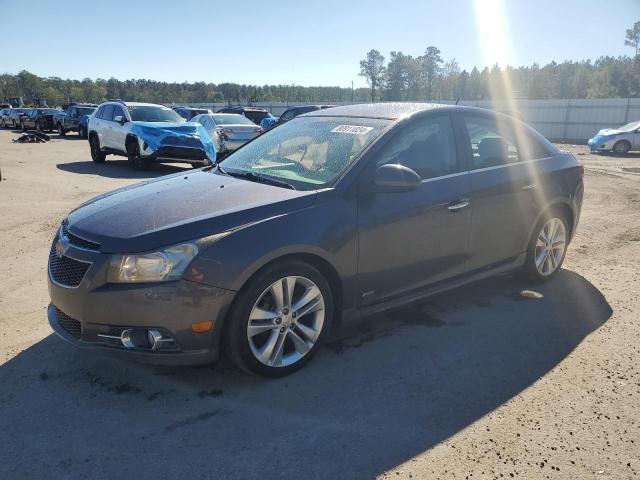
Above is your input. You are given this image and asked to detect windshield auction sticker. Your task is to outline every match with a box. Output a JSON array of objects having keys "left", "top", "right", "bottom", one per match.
[{"left": 331, "top": 125, "right": 373, "bottom": 135}]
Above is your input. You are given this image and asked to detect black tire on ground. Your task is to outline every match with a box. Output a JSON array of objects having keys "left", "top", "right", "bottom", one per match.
[
  {"left": 224, "top": 259, "right": 334, "bottom": 377},
  {"left": 78, "top": 126, "right": 84, "bottom": 138},
  {"left": 518, "top": 210, "right": 570, "bottom": 283},
  {"left": 89, "top": 134, "right": 106, "bottom": 163},
  {"left": 126, "top": 138, "right": 148, "bottom": 170},
  {"left": 613, "top": 140, "right": 631, "bottom": 155},
  {"left": 58, "top": 124, "right": 65, "bottom": 136}
]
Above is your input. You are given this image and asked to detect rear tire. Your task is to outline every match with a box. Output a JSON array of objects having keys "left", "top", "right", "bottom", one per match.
[
  {"left": 89, "top": 134, "right": 106, "bottom": 163},
  {"left": 519, "top": 211, "right": 569, "bottom": 283},
  {"left": 612, "top": 140, "right": 631, "bottom": 155},
  {"left": 225, "top": 260, "right": 333, "bottom": 377}
]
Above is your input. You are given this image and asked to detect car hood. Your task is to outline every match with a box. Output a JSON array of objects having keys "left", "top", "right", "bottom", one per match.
[
  {"left": 130, "top": 121, "right": 217, "bottom": 161},
  {"left": 66, "top": 170, "right": 317, "bottom": 253},
  {"left": 594, "top": 128, "right": 626, "bottom": 137}
]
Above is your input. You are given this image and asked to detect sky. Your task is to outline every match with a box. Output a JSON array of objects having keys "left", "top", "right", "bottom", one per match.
[{"left": 1, "top": 0, "right": 638, "bottom": 88}]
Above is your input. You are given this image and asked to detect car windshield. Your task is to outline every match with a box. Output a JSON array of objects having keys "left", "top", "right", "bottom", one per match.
[
  {"left": 127, "top": 105, "right": 184, "bottom": 123},
  {"left": 618, "top": 120, "right": 640, "bottom": 132},
  {"left": 76, "top": 107, "right": 96, "bottom": 116},
  {"left": 219, "top": 117, "right": 388, "bottom": 190},
  {"left": 211, "top": 114, "right": 255, "bottom": 126}
]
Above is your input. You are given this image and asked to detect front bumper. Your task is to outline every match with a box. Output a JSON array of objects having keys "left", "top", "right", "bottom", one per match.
[
  {"left": 587, "top": 138, "right": 614, "bottom": 152},
  {"left": 144, "top": 145, "right": 213, "bottom": 166},
  {"left": 47, "top": 234, "right": 235, "bottom": 365}
]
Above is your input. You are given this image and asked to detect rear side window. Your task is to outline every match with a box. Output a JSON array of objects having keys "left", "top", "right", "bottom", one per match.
[
  {"left": 102, "top": 105, "right": 115, "bottom": 122},
  {"left": 463, "top": 116, "right": 519, "bottom": 169},
  {"left": 377, "top": 115, "right": 458, "bottom": 180}
]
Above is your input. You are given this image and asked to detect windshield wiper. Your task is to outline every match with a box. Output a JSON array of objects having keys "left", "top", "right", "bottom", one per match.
[{"left": 223, "top": 169, "right": 296, "bottom": 190}]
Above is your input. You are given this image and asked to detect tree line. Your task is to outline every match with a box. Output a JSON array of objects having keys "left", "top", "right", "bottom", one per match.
[
  {"left": 2, "top": 22, "right": 639, "bottom": 106},
  {"left": 359, "top": 21, "right": 640, "bottom": 102}
]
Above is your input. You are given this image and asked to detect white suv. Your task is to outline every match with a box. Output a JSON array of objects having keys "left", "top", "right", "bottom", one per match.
[{"left": 87, "top": 101, "right": 216, "bottom": 170}]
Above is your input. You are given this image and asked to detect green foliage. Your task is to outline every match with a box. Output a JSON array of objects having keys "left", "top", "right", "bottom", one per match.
[{"left": 359, "top": 49, "right": 386, "bottom": 101}]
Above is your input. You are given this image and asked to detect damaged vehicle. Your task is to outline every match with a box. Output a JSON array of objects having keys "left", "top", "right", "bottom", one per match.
[
  {"left": 48, "top": 103, "right": 583, "bottom": 376},
  {"left": 192, "top": 113, "right": 262, "bottom": 158},
  {"left": 588, "top": 120, "right": 640, "bottom": 154},
  {"left": 20, "top": 108, "right": 61, "bottom": 132},
  {"left": 87, "top": 101, "right": 216, "bottom": 170}
]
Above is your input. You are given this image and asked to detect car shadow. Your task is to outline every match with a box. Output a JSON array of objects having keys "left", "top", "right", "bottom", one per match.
[
  {"left": 56, "top": 159, "right": 188, "bottom": 179},
  {"left": 0, "top": 270, "right": 611, "bottom": 479}
]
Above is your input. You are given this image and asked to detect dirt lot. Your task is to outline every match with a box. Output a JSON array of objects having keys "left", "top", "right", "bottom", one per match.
[{"left": 0, "top": 129, "right": 639, "bottom": 479}]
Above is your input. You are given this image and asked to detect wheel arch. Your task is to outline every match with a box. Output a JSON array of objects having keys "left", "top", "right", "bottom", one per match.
[
  {"left": 217, "top": 251, "right": 345, "bottom": 347},
  {"left": 526, "top": 199, "right": 575, "bottom": 250}
]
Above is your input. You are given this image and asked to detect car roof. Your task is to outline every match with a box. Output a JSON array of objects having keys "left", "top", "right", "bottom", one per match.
[
  {"left": 104, "top": 101, "right": 166, "bottom": 107},
  {"left": 301, "top": 102, "right": 450, "bottom": 120}
]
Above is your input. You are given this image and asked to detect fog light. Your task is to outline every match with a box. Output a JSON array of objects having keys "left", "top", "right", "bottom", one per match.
[
  {"left": 191, "top": 320, "right": 213, "bottom": 333},
  {"left": 147, "top": 329, "right": 163, "bottom": 350}
]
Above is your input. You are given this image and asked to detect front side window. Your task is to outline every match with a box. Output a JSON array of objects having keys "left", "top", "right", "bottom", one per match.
[
  {"left": 376, "top": 115, "right": 458, "bottom": 180},
  {"left": 463, "top": 116, "right": 519, "bottom": 169},
  {"left": 127, "top": 105, "right": 184, "bottom": 123},
  {"left": 220, "top": 117, "right": 389, "bottom": 190},
  {"left": 112, "top": 106, "right": 125, "bottom": 121}
]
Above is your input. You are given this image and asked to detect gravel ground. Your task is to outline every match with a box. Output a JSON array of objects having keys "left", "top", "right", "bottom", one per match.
[{"left": 0, "top": 130, "right": 639, "bottom": 479}]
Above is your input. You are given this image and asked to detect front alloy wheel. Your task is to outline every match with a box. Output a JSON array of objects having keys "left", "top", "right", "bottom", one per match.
[
  {"left": 247, "top": 276, "right": 325, "bottom": 368},
  {"left": 226, "top": 260, "right": 333, "bottom": 376}
]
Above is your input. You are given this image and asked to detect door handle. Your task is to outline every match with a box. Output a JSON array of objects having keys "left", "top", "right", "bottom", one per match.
[{"left": 447, "top": 199, "right": 470, "bottom": 212}]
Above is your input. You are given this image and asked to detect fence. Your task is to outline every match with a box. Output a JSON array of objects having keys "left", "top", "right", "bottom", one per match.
[{"left": 181, "top": 98, "right": 640, "bottom": 143}]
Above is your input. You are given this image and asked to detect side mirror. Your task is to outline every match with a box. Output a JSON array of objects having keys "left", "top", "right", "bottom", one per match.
[
  {"left": 374, "top": 164, "right": 421, "bottom": 192},
  {"left": 113, "top": 115, "right": 126, "bottom": 124}
]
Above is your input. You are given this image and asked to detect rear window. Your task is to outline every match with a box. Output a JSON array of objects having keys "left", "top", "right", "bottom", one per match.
[{"left": 211, "top": 114, "right": 255, "bottom": 126}]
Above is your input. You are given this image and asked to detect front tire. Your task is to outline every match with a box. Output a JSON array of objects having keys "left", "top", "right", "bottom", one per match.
[
  {"left": 612, "top": 140, "right": 631, "bottom": 155},
  {"left": 225, "top": 260, "right": 333, "bottom": 377},
  {"left": 89, "top": 135, "right": 106, "bottom": 163},
  {"left": 127, "top": 139, "right": 148, "bottom": 170},
  {"left": 520, "top": 213, "right": 569, "bottom": 282}
]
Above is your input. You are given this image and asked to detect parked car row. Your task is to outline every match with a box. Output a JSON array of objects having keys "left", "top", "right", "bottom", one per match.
[{"left": 55, "top": 103, "right": 98, "bottom": 136}]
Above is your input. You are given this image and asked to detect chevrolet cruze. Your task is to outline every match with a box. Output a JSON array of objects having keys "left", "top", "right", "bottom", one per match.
[{"left": 48, "top": 103, "right": 583, "bottom": 376}]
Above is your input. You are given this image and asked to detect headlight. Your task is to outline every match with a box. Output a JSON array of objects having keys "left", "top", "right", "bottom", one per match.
[{"left": 107, "top": 243, "right": 198, "bottom": 283}]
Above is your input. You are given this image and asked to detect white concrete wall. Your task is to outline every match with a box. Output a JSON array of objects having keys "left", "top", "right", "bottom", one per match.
[{"left": 181, "top": 99, "right": 640, "bottom": 142}]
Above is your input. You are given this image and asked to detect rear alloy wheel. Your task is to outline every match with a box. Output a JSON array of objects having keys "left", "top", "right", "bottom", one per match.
[
  {"left": 89, "top": 135, "right": 106, "bottom": 163},
  {"left": 226, "top": 261, "right": 333, "bottom": 376},
  {"left": 58, "top": 124, "right": 65, "bottom": 136},
  {"left": 520, "top": 214, "right": 568, "bottom": 282},
  {"left": 613, "top": 140, "right": 631, "bottom": 155}
]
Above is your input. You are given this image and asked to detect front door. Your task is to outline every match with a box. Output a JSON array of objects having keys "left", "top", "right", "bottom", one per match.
[{"left": 357, "top": 114, "right": 472, "bottom": 306}]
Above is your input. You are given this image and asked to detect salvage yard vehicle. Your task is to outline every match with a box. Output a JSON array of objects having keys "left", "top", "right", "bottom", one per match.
[
  {"left": 78, "top": 113, "right": 91, "bottom": 139},
  {"left": 0, "top": 108, "right": 12, "bottom": 127},
  {"left": 588, "top": 120, "right": 640, "bottom": 154},
  {"left": 55, "top": 103, "right": 97, "bottom": 136},
  {"left": 20, "top": 108, "right": 61, "bottom": 132},
  {"left": 217, "top": 105, "right": 274, "bottom": 125},
  {"left": 273, "top": 105, "right": 336, "bottom": 128},
  {"left": 173, "top": 106, "right": 212, "bottom": 121},
  {"left": 47, "top": 103, "right": 583, "bottom": 376},
  {"left": 87, "top": 101, "right": 216, "bottom": 170},
  {"left": 7, "top": 108, "right": 30, "bottom": 128},
  {"left": 192, "top": 113, "right": 262, "bottom": 157}
]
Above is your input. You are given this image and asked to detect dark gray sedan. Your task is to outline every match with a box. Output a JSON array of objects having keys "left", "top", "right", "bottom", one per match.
[{"left": 47, "top": 103, "right": 583, "bottom": 376}]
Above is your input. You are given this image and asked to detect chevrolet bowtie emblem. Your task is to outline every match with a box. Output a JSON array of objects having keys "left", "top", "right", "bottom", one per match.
[{"left": 55, "top": 239, "right": 65, "bottom": 258}]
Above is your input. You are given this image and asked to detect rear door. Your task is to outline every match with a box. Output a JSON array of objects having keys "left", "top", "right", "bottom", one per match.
[
  {"left": 110, "top": 105, "right": 128, "bottom": 150},
  {"left": 99, "top": 104, "right": 115, "bottom": 148},
  {"left": 357, "top": 113, "right": 472, "bottom": 305},
  {"left": 458, "top": 113, "right": 543, "bottom": 270}
]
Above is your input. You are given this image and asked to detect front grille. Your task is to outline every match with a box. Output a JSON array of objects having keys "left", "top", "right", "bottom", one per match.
[
  {"left": 55, "top": 307, "right": 82, "bottom": 339},
  {"left": 155, "top": 146, "right": 206, "bottom": 160},
  {"left": 49, "top": 237, "right": 91, "bottom": 287},
  {"left": 61, "top": 224, "right": 100, "bottom": 251}
]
